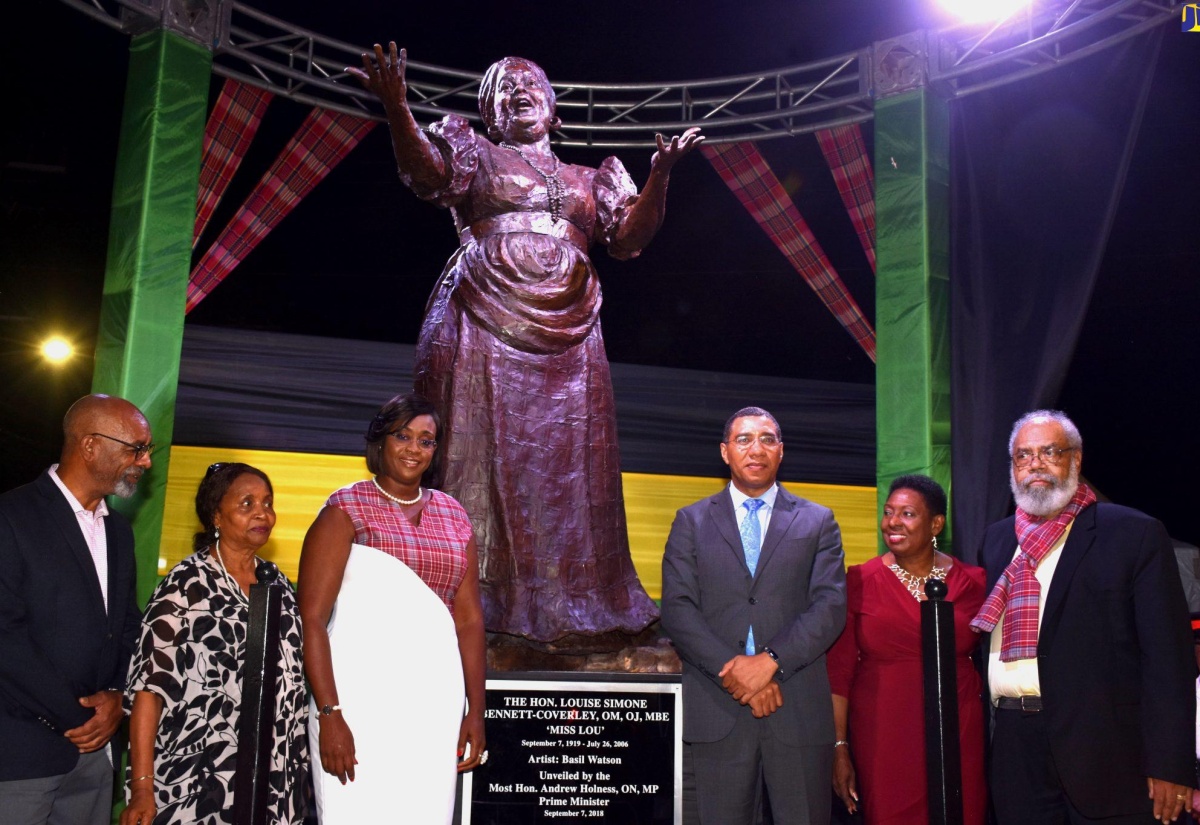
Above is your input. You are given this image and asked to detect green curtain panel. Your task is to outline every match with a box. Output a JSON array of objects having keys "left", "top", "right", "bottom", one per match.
[
  {"left": 874, "top": 89, "right": 952, "bottom": 551},
  {"left": 92, "top": 30, "right": 211, "bottom": 604}
]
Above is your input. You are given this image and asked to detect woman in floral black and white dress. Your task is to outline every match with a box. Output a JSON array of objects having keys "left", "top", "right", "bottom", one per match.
[{"left": 121, "top": 463, "right": 308, "bottom": 825}]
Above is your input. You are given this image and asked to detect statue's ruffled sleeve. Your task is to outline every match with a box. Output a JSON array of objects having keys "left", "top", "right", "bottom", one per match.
[
  {"left": 399, "top": 114, "right": 479, "bottom": 207},
  {"left": 593, "top": 155, "right": 642, "bottom": 261}
]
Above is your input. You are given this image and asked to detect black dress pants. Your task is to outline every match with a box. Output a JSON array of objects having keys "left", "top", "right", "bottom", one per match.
[{"left": 991, "top": 707, "right": 1160, "bottom": 825}]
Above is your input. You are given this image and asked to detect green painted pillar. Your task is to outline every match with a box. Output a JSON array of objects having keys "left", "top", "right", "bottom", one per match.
[
  {"left": 92, "top": 29, "right": 212, "bottom": 604},
  {"left": 873, "top": 82, "right": 952, "bottom": 550}
]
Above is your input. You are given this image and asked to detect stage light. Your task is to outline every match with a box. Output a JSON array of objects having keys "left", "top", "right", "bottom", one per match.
[
  {"left": 938, "top": 0, "right": 1030, "bottom": 24},
  {"left": 40, "top": 336, "right": 74, "bottom": 364}
]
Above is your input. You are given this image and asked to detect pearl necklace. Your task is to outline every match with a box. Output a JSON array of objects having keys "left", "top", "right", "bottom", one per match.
[
  {"left": 372, "top": 477, "right": 423, "bottom": 506},
  {"left": 502, "top": 142, "right": 565, "bottom": 222},
  {"left": 213, "top": 540, "right": 250, "bottom": 605},
  {"left": 888, "top": 563, "right": 947, "bottom": 601}
]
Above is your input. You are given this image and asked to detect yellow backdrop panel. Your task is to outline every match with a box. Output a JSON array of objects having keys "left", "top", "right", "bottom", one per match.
[{"left": 162, "top": 446, "right": 879, "bottom": 597}]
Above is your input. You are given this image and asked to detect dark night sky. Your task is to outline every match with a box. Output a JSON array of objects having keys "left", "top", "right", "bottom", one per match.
[{"left": 2, "top": 1, "right": 1196, "bottom": 543}]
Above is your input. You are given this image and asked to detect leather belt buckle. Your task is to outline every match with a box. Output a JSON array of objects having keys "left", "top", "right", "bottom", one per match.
[{"left": 997, "top": 695, "right": 1043, "bottom": 712}]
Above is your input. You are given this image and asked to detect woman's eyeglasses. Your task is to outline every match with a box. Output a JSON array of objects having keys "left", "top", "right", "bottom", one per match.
[{"left": 388, "top": 432, "right": 438, "bottom": 451}]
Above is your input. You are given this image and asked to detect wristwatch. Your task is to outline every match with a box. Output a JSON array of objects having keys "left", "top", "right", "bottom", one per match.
[
  {"left": 761, "top": 646, "right": 781, "bottom": 670},
  {"left": 320, "top": 704, "right": 342, "bottom": 716}
]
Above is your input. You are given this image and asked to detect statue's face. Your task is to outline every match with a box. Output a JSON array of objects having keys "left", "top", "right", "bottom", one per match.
[{"left": 490, "top": 62, "right": 553, "bottom": 143}]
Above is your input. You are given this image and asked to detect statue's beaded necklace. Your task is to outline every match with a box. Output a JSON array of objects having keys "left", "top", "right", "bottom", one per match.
[{"left": 502, "top": 142, "right": 566, "bottom": 222}]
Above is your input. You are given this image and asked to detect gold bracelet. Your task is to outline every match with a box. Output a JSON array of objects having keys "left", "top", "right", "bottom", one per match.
[{"left": 130, "top": 774, "right": 154, "bottom": 783}]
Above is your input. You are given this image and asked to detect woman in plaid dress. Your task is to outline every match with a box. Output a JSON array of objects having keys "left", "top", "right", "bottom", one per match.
[{"left": 298, "top": 394, "right": 486, "bottom": 824}]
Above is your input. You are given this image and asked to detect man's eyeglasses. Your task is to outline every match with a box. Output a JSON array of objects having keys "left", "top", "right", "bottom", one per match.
[
  {"left": 90, "top": 432, "right": 155, "bottom": 460},
  {"left": 727, "top": 433, "right": 782, "bottom": 449},
  {"left": 1011, "top": 445, "right": 1075, "bottom": 469},
  {"left": 389, "top": 431, "right": 438, "bottom": 451}
]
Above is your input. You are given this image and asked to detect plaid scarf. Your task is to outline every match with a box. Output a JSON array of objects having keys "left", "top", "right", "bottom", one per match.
[{"left": 970, "top": 482, "right": 1097, "bottom": 661}]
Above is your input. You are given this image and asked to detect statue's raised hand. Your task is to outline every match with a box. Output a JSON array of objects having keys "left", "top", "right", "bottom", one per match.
[
  {"left": 348, "top": 41, "right": 409, "bottom": 118},
  {"left": 348, "top": 41, "right": 445, "bottom": 182},
  {"left": 651, "top": 127, "right": 705, "bottom": 172}
]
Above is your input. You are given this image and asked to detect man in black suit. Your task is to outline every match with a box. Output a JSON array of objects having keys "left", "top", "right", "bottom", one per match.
[
  {"left": 0, "top": 395, "right": 152, "bottom": 824},
  {"left": 662, "top": 406, "right": 846, "bottom": 824},
  {"left": 972, "top": 409, "right": 1195, "bottom": 825}
]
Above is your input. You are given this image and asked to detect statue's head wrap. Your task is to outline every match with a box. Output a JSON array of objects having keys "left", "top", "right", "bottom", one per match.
[{"left": 478, "top": 56, "right": 560, "bottom": 140}]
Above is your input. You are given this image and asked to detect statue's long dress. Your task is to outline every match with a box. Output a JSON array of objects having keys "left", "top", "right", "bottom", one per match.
[{"left": 411, "top": 115, "right": 659, "bottom": 643}]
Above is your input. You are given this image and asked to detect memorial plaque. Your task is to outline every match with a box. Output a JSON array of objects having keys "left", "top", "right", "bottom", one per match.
[{"left": 459, "top": 674, "right": 681, "bottom": 824}]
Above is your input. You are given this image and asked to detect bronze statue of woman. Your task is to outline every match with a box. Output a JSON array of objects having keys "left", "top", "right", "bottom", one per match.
[{"left": 351, "top": 43, "right": 703, "bottom": 646}]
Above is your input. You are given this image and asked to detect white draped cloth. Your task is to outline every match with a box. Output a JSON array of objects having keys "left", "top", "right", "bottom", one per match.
[{"left": 309, "top": 544, "right": 465, "bottom": 823}]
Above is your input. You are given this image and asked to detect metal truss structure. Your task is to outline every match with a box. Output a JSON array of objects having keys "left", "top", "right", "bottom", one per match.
[{"left": 63, "top": 0, "right": 1180, "bottom": 147}]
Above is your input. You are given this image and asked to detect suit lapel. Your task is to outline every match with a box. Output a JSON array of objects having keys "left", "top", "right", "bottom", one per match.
[
  {"left": 38, "top": 473, "right": 108, "bottom": 618},
  {"left": 755, "top": 488, "right": 797, "bottom": 581},
  {"left": 710, "top": 492, "right": 750, "bottom": 573},
  {"left": 104, "top": 516, "right": 125, "bottom": 624},
  {"left": 985, "top": 529, "right": 1018, "bottom": 590},
  {"left": 1037, "top": 504, "right": 1098, "bottom": 653}
]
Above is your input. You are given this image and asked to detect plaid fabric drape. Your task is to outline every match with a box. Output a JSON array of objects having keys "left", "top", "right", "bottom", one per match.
[
  {"left": 816, "top": 125, "right": 876, "bottom": 274},
  {"left": 193, "top": 79, "right": 273, "bottom": 248},
  {"left": 702, "top": 142, "right": 876, "bottom": 361},
  {"left": 187, "top": 109, "right": 377, "bottom": 313}
]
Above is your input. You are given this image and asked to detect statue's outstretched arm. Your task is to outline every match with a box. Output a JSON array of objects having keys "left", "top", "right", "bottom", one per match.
[
  {"left": 612, "top": 127, "right": 705, "bottom": 253},
  {"left": 348, "top": 42, "right": 448, "bottom": 192}
]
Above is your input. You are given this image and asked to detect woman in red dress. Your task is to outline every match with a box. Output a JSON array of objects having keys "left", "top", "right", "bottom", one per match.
[{"left": 828, "top": 474, "right": 987, "bottom": 825}]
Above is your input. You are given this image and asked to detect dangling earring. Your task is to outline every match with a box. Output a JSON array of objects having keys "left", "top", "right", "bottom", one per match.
[
  {"left": 214, "top": 527, "right": 220, "bottom": 539},
  {"left": 932, "top": 535, "right": 939, "bottom": 550}
]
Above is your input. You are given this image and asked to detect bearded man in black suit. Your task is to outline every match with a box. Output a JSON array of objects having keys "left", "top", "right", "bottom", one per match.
[{"left": 972, "top": 409, "right": 1195, "bottom": 825}]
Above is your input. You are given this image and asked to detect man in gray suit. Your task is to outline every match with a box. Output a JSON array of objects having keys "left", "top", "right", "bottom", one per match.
[{"left": 662, "top": 406, "right": 846, "bottom": 824}]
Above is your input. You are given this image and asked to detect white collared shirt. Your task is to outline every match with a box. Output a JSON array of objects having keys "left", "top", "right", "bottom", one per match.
[
  {"left": 987, "top": 521, "right": 1074, "bottom": 701},
  {"left": 48, "top": 464, "right": 110, "bottom": 613},
  {"left": 728, "top": 482, "right": 778, "bottom": 538}
]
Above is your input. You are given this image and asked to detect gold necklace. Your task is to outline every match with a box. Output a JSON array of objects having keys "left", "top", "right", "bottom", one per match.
[{"left": 888, "top": 562, "right": 947, "bottom": 601}]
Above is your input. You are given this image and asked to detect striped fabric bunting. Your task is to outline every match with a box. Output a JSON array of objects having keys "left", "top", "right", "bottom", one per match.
[
  {"left": 702, "top": 142, "right": 876, "bottom": 361},
  {"left": 816, "top": 125, "right": 876, "bottom": 274},
  {"left": 193, "top": 79, "right": 273, "bottom": 249},
  {"left": 187, "top": 109, "right": 377, "bottom": 313}
]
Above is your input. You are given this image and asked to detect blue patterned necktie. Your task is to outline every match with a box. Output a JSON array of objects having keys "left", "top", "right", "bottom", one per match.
[{"left": 741, "top": 498, "right": 765, "bottom": 655}]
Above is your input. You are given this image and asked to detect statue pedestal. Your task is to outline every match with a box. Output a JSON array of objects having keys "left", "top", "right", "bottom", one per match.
[
  {"left": 485, "top": 625, "right": 681, "bottom": 674},
  {"left": 455, "top": 671, "right": 682, "bottom": 824}
]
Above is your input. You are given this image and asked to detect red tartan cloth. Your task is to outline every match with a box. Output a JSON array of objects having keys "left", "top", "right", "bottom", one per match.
[
  {"left": 187, "top": 108, "right": 376, "bottom": 313},
  {"left": 701, "top": 141, "right": 876, "bottom": 361},
  {"left": 816, "top": 125, "right": 876, "bottom": 274},
  {"left": 326, "top": 481, "right": 473, "bottom": 615},
  {"left": 194, "top": 80, "right": 273, "bottom": 248}
]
